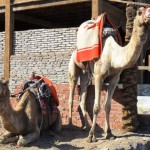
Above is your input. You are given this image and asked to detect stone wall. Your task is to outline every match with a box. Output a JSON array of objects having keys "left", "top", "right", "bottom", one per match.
[
  {"left": 13, "top": 28, "right": 77, "bottom": 54},
  {"left": 0, "top": 28, "right": 77, "bottom": 91},
  {"left": 0, "top": 32, "right": 4, "bottom": 77}
]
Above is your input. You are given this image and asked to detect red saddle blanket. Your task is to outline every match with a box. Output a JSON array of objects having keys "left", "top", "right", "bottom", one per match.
[
  {"left": 76, "top": 12, "right": 122, "bottom": 62},
  {"left": 35, "top": 76, "right": 59, "bottom": 106}
]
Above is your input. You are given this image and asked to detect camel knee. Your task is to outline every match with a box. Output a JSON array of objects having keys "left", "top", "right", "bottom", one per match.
[
  {"left": 93, "top": 104, "right": 100, "bottom": 115},
  {"left": 69, "top": 73, "right": 78, "bottom": 84}
]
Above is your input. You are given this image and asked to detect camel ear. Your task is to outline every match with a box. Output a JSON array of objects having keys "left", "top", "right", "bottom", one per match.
[{"left": 137, "top": 9, "right": 142, "bottom": 16}]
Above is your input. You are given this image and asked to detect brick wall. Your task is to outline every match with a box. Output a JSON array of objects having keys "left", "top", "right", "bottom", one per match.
[
  {"left": 0, "top": 27, "right": 123, "bottom": 130},
  {"left": 11, "top": 84, "right": 123, "bottom": 130},
  {"left": 56, "top": 84, "right": 124, "bottom": 129}
]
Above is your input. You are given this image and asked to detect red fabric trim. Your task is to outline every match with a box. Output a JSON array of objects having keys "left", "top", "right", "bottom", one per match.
[{"left": 76, "top": 45, "right": 101, "bottom": 62}]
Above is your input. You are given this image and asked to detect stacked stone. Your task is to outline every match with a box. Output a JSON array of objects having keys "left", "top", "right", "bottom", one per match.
[
  {"left": 10, "top": 51, "right": 71, "bottom": 92},
  {"left": 0, "top": 27, "right": 78, "bottom": 92},
  {"left": 0, "top": 32, "right": 5, "bottom": 54},
  {"left": 13, "top": 28, "right": 77, "bottom": 54}
]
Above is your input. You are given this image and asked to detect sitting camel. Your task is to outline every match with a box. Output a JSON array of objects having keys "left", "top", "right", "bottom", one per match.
[
  {"left": 0, "top": 79, "right": 62, "bottom": 146},
  {"left": 68, "top": 7, "right": 150, "bottom": 142}
]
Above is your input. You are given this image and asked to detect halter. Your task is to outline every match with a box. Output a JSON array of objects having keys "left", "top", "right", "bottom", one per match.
[{"left": 138, "top": 7, "right": 149, "bottom": 22}]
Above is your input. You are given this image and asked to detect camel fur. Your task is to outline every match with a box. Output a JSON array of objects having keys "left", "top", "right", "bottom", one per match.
[
  {"left": 0, "top": 79, "right": 62, "bottom": 146},
  {"left": 68, "top": 7, "right": 150, "bottom": 142}
]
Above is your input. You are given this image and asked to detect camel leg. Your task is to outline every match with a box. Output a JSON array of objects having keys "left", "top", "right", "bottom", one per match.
[
  {"left": 0, "top": 131, "right": 18, "bottom": 144},
  {"left": 87, "top": 73, "right": 102, "bottom": 142},
  {"left": 51, "top": 111, "right": 62, "bottom": 133},
  {"left": 104, "top": 73, "right": 121, "bottom": 139},
  {"left": 80, "top": 72, "right": 90, "bottom": 130},
  {"left": 17, "top": 128, "right": 40, "bottom": 146},
  {"left": 47, "top": 113, "right": 62, "bottom": 144},
  {"left": 68, "top": 58, "right": 79, "bottom": 127}
]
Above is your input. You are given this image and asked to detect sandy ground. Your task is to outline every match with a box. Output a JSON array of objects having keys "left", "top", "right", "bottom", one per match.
[{"left": 0, "top": 126, "right": 150, "bottom": 150}]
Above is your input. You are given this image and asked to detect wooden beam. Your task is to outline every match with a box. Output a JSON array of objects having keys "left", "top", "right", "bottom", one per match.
[
  {"left": 92, "top": 0, "right": 99, "bottom": 19},
  {"left": 108, "top": 0, "right": 150, "bottom": 7},
  {"left": 14, "top": 0, "right": 42, "bottom": 4},
  {"left": 138, "top": 66, "right": 150, "bottom": 71},
  {"left": 0, "top": 0, "right": 5, "bottom": 6},
  {"left": 5, "top": 0, "right": 14, "bottom": 80},
  {"left": 15, "top": 14, "right": 60, "bottom": 28},
  {"left": 1, "top": 0, "right": 90, "bottom": 6},
  {"left": 0, "top": 0, "right": 90, "bottom": 14},
  {"left": 13, "top": 0, "right": 90, "bottom": 12}
]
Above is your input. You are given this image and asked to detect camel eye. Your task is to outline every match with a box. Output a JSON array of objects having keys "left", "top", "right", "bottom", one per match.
[{"left": 138, "top": 10, "right": 142, "bottom": 16}]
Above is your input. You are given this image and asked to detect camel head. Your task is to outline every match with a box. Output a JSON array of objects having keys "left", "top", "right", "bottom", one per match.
[
  {"left": 0, "top": 79, "right": 10, "bottom": 115},
  {"left": 136, "top": 7, "right": 150, "bottom": 26}
]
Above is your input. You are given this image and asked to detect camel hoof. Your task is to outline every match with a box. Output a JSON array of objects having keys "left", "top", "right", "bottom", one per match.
[
  {"left": 17, "top": 136, "right": 27, "bottom": 146},
  {"left": 17, "top": 140, "right": 25, "bottom": 146},
  {"left": 87, "top": 137, "right": 92, "bottom": 143},
  {"left": 104, "top": 133, "right": 116, "bottom": 140},
  {"left": 92, "top": 136, "right": 98, "bottom": 142},
  {"left": 87, "top": 135, "right": 98, "bottom": 143}
]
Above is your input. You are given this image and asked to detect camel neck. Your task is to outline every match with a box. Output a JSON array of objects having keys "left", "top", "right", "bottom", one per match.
[
  {"left": 1, "top": 100, "right": 19, "bottom": 133},
  {"left": 130, "top": 19, "right": 148, "bottom": 45},
  {"left": 2, "top": 103, "right": 13, "bottom": 118},
  {"left": 124, "top": 19, "right": 148, "bottom": 67}
]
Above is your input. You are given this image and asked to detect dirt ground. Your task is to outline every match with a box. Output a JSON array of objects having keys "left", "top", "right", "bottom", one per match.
[{"left": 0, "top": 126, "right": 150, "bottom": 150}]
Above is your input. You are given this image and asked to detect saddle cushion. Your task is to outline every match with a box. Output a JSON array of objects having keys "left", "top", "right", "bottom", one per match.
[{"left": 76, "top": 12, "right": 122, "bottom": 62}]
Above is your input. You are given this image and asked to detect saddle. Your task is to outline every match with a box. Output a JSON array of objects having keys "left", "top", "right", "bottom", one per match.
[
  {"left": 76, "top": 12, "right": 122, "bottom": 62},
  {"left": 19, "top": 76, "right": 59, "bottom": 115}
]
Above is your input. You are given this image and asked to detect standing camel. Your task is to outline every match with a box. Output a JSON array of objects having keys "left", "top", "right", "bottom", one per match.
[
  {"left": 68, "top": 7, "right": 150, "bottom": 142},
  {"left": 0, "top": 79, "right": 62, "bottom": 146}
]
